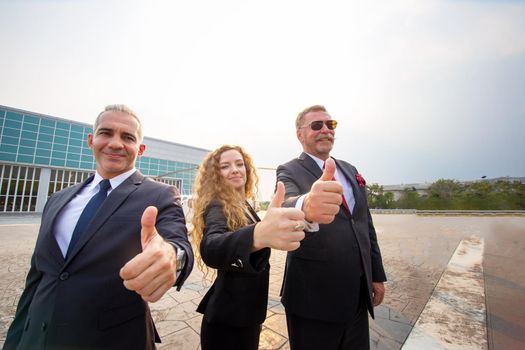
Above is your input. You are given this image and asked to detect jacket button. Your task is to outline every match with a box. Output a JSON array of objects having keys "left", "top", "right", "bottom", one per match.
[
  {"left": 41, "top": 322, "right": 47, "bottom": 331},
  {"left": 59, "top": 272, "right": 69, "bottom": 280}
]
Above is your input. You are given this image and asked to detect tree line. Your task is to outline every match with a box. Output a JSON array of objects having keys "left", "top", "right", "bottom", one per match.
[{"left": 367, "top": 179, "right": 525, "bottom": 210}]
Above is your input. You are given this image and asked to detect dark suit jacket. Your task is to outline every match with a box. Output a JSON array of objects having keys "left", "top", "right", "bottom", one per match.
[
  {"left": 196, "top": 201, "right": 271, "bottom": 327},
  {"left": 277, "top": 153, "right": 386, "bottom": 322},
  {"left": 4, "top": 171, "right": 193, "bottom": 350}
]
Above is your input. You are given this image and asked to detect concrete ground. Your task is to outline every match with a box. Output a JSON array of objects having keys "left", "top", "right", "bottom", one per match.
[{"left": 0, "top": 214, "right": 524, "bottom": 349}]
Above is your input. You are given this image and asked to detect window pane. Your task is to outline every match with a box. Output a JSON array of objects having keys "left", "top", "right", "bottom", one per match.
[
  {"left": 38, "top": 134, "right": 53, "bottom": 142},
  {"left": 18, "top": 146, "right": 34, "bottom": 155},
  {"left": 55, "top": 129, "right": 68, "bottom": 137},
  {"left": 20, "top": 139, "right": 36, "bottom": 147},
  {"left": 35, "top": 157, "right": 50, "bottom": 165},
  {"left": 3, "top": 128, "right": 21, "bottom": 138},
  {"left": 23, "top": 115, "right": 40, "bottom": 124},
  {"left": 50, "top": 158, "right": 65, "bottom": 167},
  {"left": 67, "top": 153, "right": 80, "bottom": 161},
  {"left": 52, "top": 151, "right": 66, "bottom": 159},
  {"left": 41, "top": 118, "right": 55, "bottom": 127},
  {"left": 39, "top": 126, "right": 55, "bottom": 135},
  {"left": 0, "top": 152, "right": 16, "bottom": 161},
  {"left": 69, "top": 138, "right": 82, "bottom": 147},
  {"left": 17, "top": 155, "right": 34, "bottom": 163},
  {"left": 66, "top": 160, "right": 80, "bottom": 168},
  {"left": 56, "top": 122, "right": 70, "bottom": 130},
  {"left": 0, "top": 145, "right": 17, "bottom": 153},
  {"left": 4, "top": 120, "right": 21, "bottom": 129},
  {"left": 54, "top": 136, "right": 68, "bottom": 145},
  {"left": 71, "top": 124, "right": 83, "bottom": 133},
  {"left": 5, "top": 112, "right": 23, "bottom": 121},
  {"left": 22, "top": 123, "right": 38, "bottom": 132},
  {"left": 36, "top": 149, "right": 51, "bottom": 157},
  {"left": 21, "top": 131, "right": 38, "bottom": 140},
  {"left": 1, "top": 135, "right": 20, "bottom": 145},
  {"left": 37, "top": 141, "right": 52, "bottom": 150},
  {"left": 52, "top": 144, "right": 67, "bottom": 152}
]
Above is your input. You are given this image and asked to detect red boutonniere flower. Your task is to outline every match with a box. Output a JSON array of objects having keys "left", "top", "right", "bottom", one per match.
[{"left": 356, "top": 173, "right": 366, "bottom": 187}]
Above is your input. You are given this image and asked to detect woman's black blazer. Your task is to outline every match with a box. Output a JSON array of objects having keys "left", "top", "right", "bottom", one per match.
[{"left": 196, "top": 201, "right": 271, "bottom": 327}]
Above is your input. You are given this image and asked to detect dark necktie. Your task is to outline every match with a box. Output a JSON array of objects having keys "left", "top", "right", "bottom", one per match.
[{"left": 66, "top": 179, "right": 111, "bottom": 258}]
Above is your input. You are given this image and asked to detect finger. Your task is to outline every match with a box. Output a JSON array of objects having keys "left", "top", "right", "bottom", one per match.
[
  {"left": 319, "top": 157, "right": 336, "bottom": 181},
  {"left": 285, "top": 241, "right": 301, "bottom": 251},
  {"left": 141, "top": 206, "right": 159, "bottom": 249},
  {"left": 283, "top": 208, "right": 306, "bottom": 221},
  {"left": 269, "top": 181, "right": 285, "bottom": 209}
]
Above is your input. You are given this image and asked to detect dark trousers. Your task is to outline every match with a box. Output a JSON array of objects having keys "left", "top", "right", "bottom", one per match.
[
  {"left": 285, "top": 278, "right": 370, "bottom": 350},
  {"left": 200, "top": 318, "right": 262, "bottom": 350}
]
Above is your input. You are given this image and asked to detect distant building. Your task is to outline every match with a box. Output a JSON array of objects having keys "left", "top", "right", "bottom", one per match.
[
  {"left": 0, "top": 105, "right": 209, "bottom": 213},
  {"left": 382, "top": 183, "right": 431, "bottom": 201}
]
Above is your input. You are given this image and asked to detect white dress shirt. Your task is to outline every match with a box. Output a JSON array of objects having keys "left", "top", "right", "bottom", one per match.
[
  {"left": 296, "top": 153, "right": 356, "bottom": 231},
  {"left": 54, "top": 168, "right": 137, "bottom": 257}
]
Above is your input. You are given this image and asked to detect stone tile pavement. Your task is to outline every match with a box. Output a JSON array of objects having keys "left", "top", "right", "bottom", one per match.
[{"left": 1, "top": 214, "right": 524, "bottom": 349}]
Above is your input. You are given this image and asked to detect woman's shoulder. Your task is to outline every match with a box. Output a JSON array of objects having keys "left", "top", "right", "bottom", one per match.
[{"left": 206, "top": 199, "right": 223, "bottom": 209}]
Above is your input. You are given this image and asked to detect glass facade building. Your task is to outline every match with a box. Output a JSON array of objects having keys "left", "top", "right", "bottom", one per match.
[{"left": 0, "top": 105, "right": 209, "bottom": 212}]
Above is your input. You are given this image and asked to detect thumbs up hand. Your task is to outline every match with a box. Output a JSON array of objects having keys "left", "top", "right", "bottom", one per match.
[
  {"left": 269, "top": 180, "right": 286, "bottom": 209},
  {"left": 252, "top": 182, "right": 306, "bottom": 252},
  {"left": 303, "top": 158, "right": 343, "bottom": 224},
  {"left": 120, "top": 206, "right": 177, "bottom": 302}
]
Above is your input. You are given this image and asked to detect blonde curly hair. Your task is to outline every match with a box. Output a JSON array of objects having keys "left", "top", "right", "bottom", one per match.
[{"left": 191, "top": 145, "right": 259, "bottom": 278}]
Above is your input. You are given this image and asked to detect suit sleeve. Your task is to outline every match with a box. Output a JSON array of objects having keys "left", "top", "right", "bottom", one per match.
[
  {"left": 354, "top": 166, "right": 387, "bottom": 283},
  {"left": 3, "top": 254, "right": 42, "bottom": 350},
  {"left": 366, "top": 207, "right": 387, "bottom": 282},
  {"left": 276, "top": 164, "right": 303, "bottom": 208},
  {"left": 3, "top": 194, "right": 59, "bottom": 349},
  {"left": 200, "top": 202, "right": 270, "bottom": 273},
  {"left": 153, "top": 185, "right": 194, "bottom": 290}
]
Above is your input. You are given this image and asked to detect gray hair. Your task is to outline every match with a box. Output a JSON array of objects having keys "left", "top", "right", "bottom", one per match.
[
  {"left": 94, "top": 104, "right": 143, "bottom": 140},
  {"left": 295, "top": 105, "right": 328, "bottom": 129}
]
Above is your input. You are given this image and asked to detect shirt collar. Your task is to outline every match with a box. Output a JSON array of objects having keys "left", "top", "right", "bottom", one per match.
[
  {"left": 91, "top": 168, "right": 137, "bottom": 191},
  {"left": 305, "top": 152, "right": 329, "bottom": 170}
]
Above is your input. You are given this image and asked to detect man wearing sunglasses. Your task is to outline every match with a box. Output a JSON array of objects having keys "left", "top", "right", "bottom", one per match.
[{"left": 276, "top": 105, "right": 387, "bottom": 350}]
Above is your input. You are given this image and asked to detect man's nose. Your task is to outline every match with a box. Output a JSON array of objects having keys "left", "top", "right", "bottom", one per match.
[
  {"left": 107, "top": 136, "right": 125, "bottom": 148},
  {"left": 319, "top": 123, "right": 331, "bottom": 132}
]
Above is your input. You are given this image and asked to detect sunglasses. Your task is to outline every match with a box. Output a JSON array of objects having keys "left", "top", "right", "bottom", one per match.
[{"left": 300, "top": 120, "right": 338, "bottom": 131}]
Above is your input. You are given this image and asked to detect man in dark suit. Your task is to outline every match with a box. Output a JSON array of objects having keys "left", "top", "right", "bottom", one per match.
[
  {"left": 3, "top": 104, "right": 193, "bottom": 350},
  {"left": 276, "top": 105, "right": 387, "bottom": 350}
]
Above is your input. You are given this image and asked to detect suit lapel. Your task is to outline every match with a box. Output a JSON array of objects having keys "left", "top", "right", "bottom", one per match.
[
  {"left": 298, "top": 152, "right": 323, "bottom": 179},
  {"left": 64, "top": 171, "right": 144, "bottom": 264},
  {"left": 334, "top": 158, "right": 363, "bottom": 217}
]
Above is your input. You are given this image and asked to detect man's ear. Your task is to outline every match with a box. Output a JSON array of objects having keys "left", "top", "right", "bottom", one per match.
[
  {"left": 296, "top": 128, "right": 303, "bottom": 143},
  {"left": 87, "top": 134, "right": 94, "bottom": 150},
  {"left": 138, "top": 144, "right": 146, "bottom": 156}
]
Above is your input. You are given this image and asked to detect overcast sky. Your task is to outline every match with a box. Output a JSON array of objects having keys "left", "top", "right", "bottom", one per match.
[{"left": 1, "top": 0, "right": 524, "bottom": 199}]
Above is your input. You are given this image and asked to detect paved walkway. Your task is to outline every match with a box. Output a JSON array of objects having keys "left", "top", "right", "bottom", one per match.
[{"left": 1, "top": 214, "right": 524, "bottom": 349}]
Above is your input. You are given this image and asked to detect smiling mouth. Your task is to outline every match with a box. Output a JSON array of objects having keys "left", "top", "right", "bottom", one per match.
[{"left": 104, "top": 153, "right": 126, "bottom": 158}]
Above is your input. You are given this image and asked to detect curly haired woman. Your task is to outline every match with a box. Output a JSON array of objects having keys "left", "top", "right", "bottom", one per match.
[{"left": 191, "top": 145, "right": 305, "bottom": 350}]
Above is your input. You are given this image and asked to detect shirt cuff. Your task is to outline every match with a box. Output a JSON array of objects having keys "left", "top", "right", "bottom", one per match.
[
  {"left": 167, "top": 242, "right": 186, "bottom": 278},
  {"left": 295, "top": 195, "right": 319, "bottom": 232}
]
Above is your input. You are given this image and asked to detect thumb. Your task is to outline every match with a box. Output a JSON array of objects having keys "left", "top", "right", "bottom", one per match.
[
  {"left": 141, "top": 206, "right": 158, "bottom": 249},
  {"left": 269, "top": 181, "right": 285, "bottom": 209},
  {"left": 320, "top": 157, "right": 336, "bottom": 181}
]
